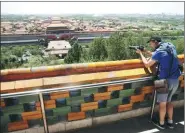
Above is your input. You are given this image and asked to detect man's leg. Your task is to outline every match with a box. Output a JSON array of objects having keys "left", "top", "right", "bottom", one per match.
[
  {"left": 159, "top": 102, "right": 167, "bottom": 125},
  {"left": 166, "top": 79, "right": 179, "bottom": 129},
  {"left": 152, "top": 93, "right": 168, "bottom": 129},
  {"left": 167, "top": 102, "right": 173, "bottom": 121}
]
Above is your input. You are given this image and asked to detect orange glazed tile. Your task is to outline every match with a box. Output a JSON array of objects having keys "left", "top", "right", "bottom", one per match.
[
  {"left": 45, "top": 104, "right": 56, "bottom": 109},
  {"left": 94, "top": 96, "right": 111, "bottom": 101},
  {"left": 50, "top": 94, "right": 69, "bottom": 99},
  {"left": 81, "top": 105, "right": 98, "bottom": 111},
  {"left": 44, "top": 100, "right": 55, "bottom": 105},
  {"left": 36, "top": 100, "right": 55, "bottom": 107},
  {"left": 24, "top": 79, "right": 43, "bottom": 88},
  {"left": 8, "top": 68, "right": 31, "bottom": 74},
  {"left": 14, "top": 80, "right": 24, "bottom": 90},
  {"left": 107, "top": 85, "right": 123, "bottom": 91},
  {"left": 43, "top": 76, "right": 70, "bottom": 86},
  {"left": 15, "top": 78, "right": 43, "bottom": 91},
  {"left": 131, "top": 94, "right": 145, "bottom": 103},
  {"left": 124, "top": 74, "right": 147, "bottom": 80},
  {"left": 87, "top": 63, "right": 96, "bottom": 69},
  {"left": 68, "top": 112, "right": 85, "bottom": 117},
  {"left": 36, "top": 107, "right": 41, "bottom": 111},
  {"left": 23, "top": 114, "right": 42, "bottom": 121},
  {"left": 81, "top": 102, "right": 98, "bottom": 107},
  {"left": 70, "top": 74, "right": 95, "bottom": 84},
  {"left": 0, "top": 70, "right": 8, "bottom": 75},
  {"left": 69, "top": 75, "right": 84, "bottom": 83},
  {"left": 95, "top": 62, "right": 106, "bottom": 68},
  {"left": 22, "top": 111, "right": 41, "bottom": 117},
  {"left": 118, "top": 103, "right": 133, "bottom": 112},
  {"left": 1, "top": 81, "right": 15, "bottom": 93},
  {"left": 50, "top": 91, "right": 69, "bottom": 96},
  {"left": 141, "top": 86, "right": 154, "bottom": 94},
  {"left": 53, "top": 64, "right": 66, "bottom": 70},
  {"left": 94, "top": 94, "right": 111, "bottom": 101},
  {"left": 94, "top": 92, "right": 111, "bottom": 97},
  {"left": 68, "top": 112, "right": 85, "bottom": 121},
  {"left": 31, "top": 66, "right": 56, "bottom": 72},
  {"left": 31, "top": 66, "right": 47, "bottom": 72},
  {"left": 8, "top": 121, "right": 28, "bottom": 132},
  {"left": 81, "top": 102, "right": 98, "bottom": 111}
]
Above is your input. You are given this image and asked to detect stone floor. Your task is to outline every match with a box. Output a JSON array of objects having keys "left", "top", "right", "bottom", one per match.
[{"left": 66, "top": 106, "right": 184, "bottom": 133}]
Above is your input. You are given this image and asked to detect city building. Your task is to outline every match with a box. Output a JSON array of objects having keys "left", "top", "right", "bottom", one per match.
[
  {"left": 46, "top": 23, "right": 74, "bottom": 34},
  {"left": 45, "top": 40, "right": 71, "bottom": 58}
]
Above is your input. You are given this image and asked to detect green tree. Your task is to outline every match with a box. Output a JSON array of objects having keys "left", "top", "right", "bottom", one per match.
[
  {"left": 88, "top": 37, "right": 108, "bottom": 61},
  {"left": 64, "top": 41, "right": 82, "bottom": 64},
  {"left": 106, "top": 32, "right": 125, "bottom": 60},
  {"left": 171, "top": 38, "right": 184, "bottom": 54},
  {"left": 22, "top": 55, "right": 43, "bottom": 67}
]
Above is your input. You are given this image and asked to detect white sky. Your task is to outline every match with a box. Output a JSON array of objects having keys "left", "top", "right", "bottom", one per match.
[{"left": 1, "top": 2, "right": 184, "bottom": 15}]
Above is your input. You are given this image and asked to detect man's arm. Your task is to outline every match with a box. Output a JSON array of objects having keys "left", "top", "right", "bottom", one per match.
[
  {"left": 145, "top": 50, "right": 153, "bottom": 56},
  {"left": 136, "top": 50, "right": 156, "bottom": 68}
]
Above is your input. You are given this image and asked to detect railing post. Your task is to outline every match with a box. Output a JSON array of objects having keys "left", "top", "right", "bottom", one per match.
[{"left": 39, "top": 93, "right": 49, "bottom": 133}]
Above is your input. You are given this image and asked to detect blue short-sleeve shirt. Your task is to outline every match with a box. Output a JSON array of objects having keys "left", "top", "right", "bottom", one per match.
[{"left": 151, "top": 42, "right": 181, "bottom": 79}]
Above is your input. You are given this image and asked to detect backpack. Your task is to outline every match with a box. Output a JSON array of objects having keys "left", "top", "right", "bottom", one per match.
[{"left": 155, "top": 42, "right": 183, "bottom": 78}]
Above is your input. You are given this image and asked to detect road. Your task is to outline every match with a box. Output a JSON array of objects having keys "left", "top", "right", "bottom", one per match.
[{"left": 66, "top": 107, "right": 184, "bottom": 133}]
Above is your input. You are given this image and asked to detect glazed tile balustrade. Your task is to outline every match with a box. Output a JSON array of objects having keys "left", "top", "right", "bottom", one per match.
[{"left": 0, "top": 55, "right": 184, "bottom": 133}]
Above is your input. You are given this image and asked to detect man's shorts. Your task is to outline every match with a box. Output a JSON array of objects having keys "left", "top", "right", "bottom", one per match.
[{"left": 157, "top": 79, "right": 179, "bottom": 103}]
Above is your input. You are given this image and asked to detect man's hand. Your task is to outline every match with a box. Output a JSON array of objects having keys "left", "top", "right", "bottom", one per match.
[
  {"left": 136, "top": 50, "right": 156, "bottom": 68},
  {"left": 136, "top": 49, "right": 142, "bottom": 54}
]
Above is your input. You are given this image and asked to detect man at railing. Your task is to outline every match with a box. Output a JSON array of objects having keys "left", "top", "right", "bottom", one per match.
[{"left": 136, "top": 36, "right": 182, "bottom": 129}]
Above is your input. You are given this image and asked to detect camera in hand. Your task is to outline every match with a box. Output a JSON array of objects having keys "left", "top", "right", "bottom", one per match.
[{"left": 129, "top": 46, "right": 145, "bottom": 51}]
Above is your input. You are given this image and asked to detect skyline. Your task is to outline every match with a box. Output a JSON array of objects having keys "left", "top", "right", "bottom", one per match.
[{"left": 1, "top": 2, "right": 184, "bottom": 15}]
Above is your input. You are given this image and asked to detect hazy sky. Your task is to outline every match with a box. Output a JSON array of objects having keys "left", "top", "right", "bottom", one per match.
[{"left": 1, "top": 2, "right": 184, "bottom": 15}]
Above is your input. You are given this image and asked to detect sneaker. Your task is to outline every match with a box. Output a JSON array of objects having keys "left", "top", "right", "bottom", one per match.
[
  {"left": 167, "top": 122, "right": 175, "bottom": 129},
  {"left": 152, "top": 119, "right": 165, "bottom": 129}
]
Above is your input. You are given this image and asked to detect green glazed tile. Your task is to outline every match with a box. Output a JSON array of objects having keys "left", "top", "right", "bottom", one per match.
[
  {"left": 119, "top": 89, "right": 135, "bottom": 98},
  {"left": 18, "top": 95, "right": 39, "bottom": 104},
  {"left": 81, "top": 88, "right": 98, "bottom": 96},
  {"left": 2, "top": 104, "right": 24, "bottom": 114},
  {"left": 94, "top": 107, "right": 111, "bottom": 117},
  {"left": 66, "top": 96, "right": 84, "bottom": 106},
  {"left": 53, "top": 106, "right": 71, "bottom": 116},
  {"left": 107, "top": 98, "right": 122, "bottom": 107}
]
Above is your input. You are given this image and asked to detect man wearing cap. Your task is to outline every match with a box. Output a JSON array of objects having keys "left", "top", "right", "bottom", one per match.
[{"left": 136, "top": 36, "right": 181, "bottom": 129}]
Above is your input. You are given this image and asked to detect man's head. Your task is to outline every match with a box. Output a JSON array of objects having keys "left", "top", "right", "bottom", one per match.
[{"left": 147, "top": 36, "right": 162, "bottom": 49}]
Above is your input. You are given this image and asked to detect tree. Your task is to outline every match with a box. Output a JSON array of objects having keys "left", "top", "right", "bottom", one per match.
[
  {"left": 171, "top": 38, "right": 184, "bottom": 54},
  {"left": 23, "top": 55, "right": 43, "bottom": 67},
  {"left": 88, "top": 37, "right": 108, "bottom": 61},
  {"left": 64, "top": 41, "right": 82, "bottom": 64},
  {"left": 106, "top": 32, "right": 125, "bottom": 60}
]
